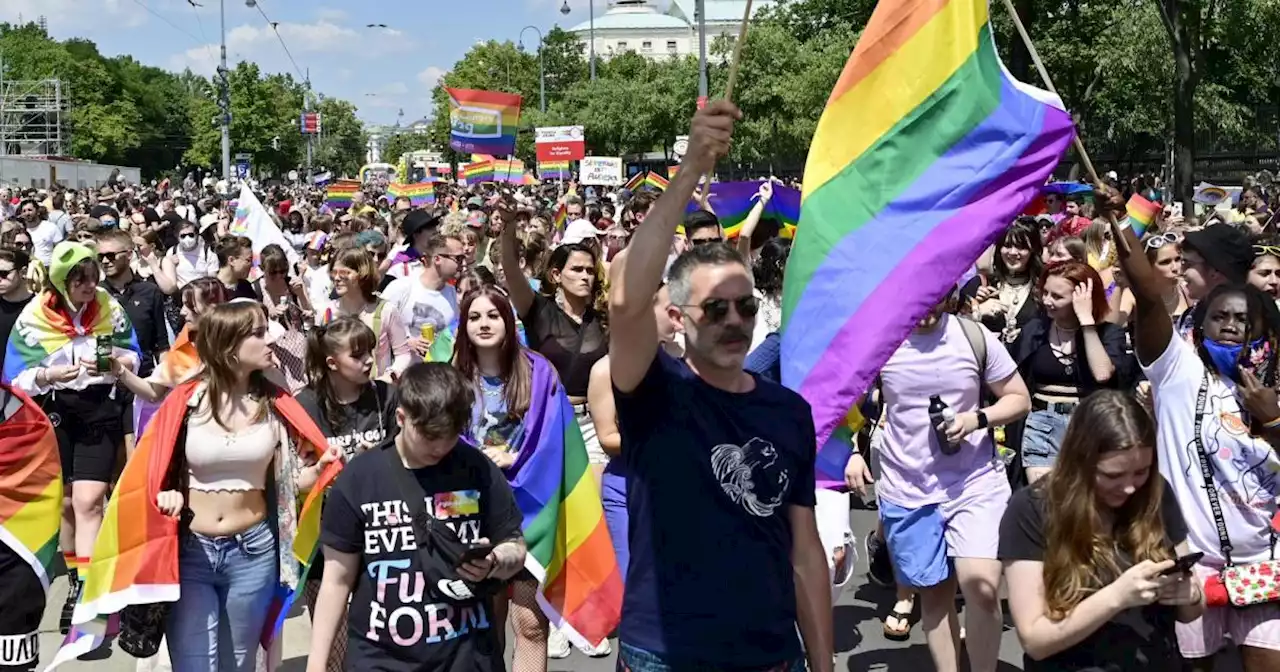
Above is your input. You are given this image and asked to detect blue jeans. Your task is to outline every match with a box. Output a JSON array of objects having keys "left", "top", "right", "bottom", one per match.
[
  {"left": 602, "top": 465, "right": 629, "bottom": 581},
  {"left": 166, "top": 520, "right": 278, "bottom": 672},
  {"left": 617, "top": 643, "right": 807, "bottom": 672}
]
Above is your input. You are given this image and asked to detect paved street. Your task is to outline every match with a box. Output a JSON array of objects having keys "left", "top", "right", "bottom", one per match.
[{"left": 34, "top": 503, "right": 1242, "bottom": 671}]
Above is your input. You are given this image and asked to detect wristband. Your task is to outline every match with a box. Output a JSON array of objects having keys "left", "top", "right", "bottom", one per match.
[
  {"left": 1078, "top": 322, "right": 1096, "bottom": 328},
  {"left": 1117, "top": 217, "right": 1132, "bottom": 231},
  {"left": 1263, "top": 417, "right": 1280, "bottom": 430}
]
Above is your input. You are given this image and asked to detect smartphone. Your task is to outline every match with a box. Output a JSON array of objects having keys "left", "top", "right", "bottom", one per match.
[
  {"left": 95, "top": 334, "right": 112, "bottom": 371},
  {"left": 1160, "top": 551, "right": 1205, "bottom": 576},
  {"left": 456, "top": 543, "right": 495, "bottom": 567}
]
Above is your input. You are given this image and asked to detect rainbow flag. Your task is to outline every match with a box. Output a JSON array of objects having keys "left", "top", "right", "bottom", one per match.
[
  {"left": 685, "top": 181, "right": 800, "bottom": 239},
  {"left": 0, "top": 385, "right": 62, "bottom": 597},
  {"left": 780, "top": 0, "right": 1075, "bottom": 461},
  {"left": 134, "top": 325, "right": 202, "bottom": 438},
  {"left": 3, "top": 289, "right": 142, "bottom": 385},
  {"left": 523, "top": 172, "right": 539, "bottom": 186},
  {"left": 326, "top": 179, "right": 360, "bottom": 209},
  {"left": 1126, "top": 193, "right": 1159, "bottom": 237},
  {"left": 492, "top": 159, "right": 526, "bottom": 184},
  {"left": 622, "top": 171, "right": 646, "bottom": 191},
  {"left": 667, "top": 165, "right": 679, "bottom": 179},
  {"left": 539, "top": 160, "right": 570, "bottom": 181},
  {"left": 388, "top": 181, "right": 436, "bottom": 207},
  {"left": 50, "top": 380, "right": 339, "bottom": 667},
  {"left": 508, "top": 353, "right": 621, "bottom": 647},
  {"left": 446, "top": 87, "right": 522, "bottom": 156},
  {"left": 471, "top": 153, "right": 496, "bottom": 163},
  {"left": 641, "top": 172, "right": 669, "bottom": 191},
  {"left": 552, "top": 202, "right": 568, "bottom": 231},
  {"left": 463, "top": 160, "right": 494, "bottom": 184}
]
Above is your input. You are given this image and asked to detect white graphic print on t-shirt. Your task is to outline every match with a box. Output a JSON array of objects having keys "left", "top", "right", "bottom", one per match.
[
  {"left": 358, "top": 491, "right": 489, "bottom": 646},
  {"left": 710, "top": 437, "right": 791, "bottom": 517}
]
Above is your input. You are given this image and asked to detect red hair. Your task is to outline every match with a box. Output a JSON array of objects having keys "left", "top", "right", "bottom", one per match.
[{"left": 1039, "top": 260, "right": 1109, "bottom": 323}]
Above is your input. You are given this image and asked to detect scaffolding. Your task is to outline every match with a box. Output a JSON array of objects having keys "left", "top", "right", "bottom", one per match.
[{"left": 0, "top": 75, "right": 67, "bottom": 157}]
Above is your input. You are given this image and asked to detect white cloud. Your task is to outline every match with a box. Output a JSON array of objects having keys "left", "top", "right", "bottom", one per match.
[
  {"left": 315, "top": 7, "right": 348, "bottom": 22},
  {"left": 417, "top": 67, "right": 446, "bottom": 87},
  {"left": 168, "top": 19, "right": 412, "bottom": 76},
  {"left": 1, "top": 0, "right": 146, "bottom": 31}
]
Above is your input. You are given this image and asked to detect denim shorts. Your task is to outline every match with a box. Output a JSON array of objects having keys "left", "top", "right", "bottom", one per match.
[{"left": 1021, "top": 407, "right": 1072, "bottom": 469}]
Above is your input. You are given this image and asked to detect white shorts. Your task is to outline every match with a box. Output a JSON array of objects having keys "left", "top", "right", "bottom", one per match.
[
  {"left": 576, "top": 406, "right": 608, "bottom": 465},
  {"left": 815, "top": 489, "right": 856, "bottom": 603},
  {"left": 1177, "top": 563, "right": 1280, "bottom": 658}
]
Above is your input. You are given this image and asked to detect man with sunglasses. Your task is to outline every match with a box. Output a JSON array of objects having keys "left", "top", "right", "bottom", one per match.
[
  {"left": 1177, "top": 225, "right": 1253, "bottom": 341},
  {"left": 685, "top": 209, "right": 724, "bottom": 246},
  {"left": 608, "top": 100, "right": 834, "bottom": 672},
  {"left": 0, "top": 248, "right": 33, "bottom": 375},
  {"left": 382, "top": 232, "right": 462, "bottom": 360}
]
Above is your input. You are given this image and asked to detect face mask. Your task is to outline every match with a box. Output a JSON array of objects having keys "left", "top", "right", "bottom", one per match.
[
  {"left": 1203, "top": 337, "right": 1268, "bottom": 381},
  {"left": 179, "top": 236, "right": 198, "bottom": 251}
]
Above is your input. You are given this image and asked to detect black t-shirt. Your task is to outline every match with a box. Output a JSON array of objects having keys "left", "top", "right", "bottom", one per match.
[
  {"left": 296, "top": 381, "right": 399, "bottom": 462},
  {"left": 0, "top": 294, "right": 33, "bottom": 374},
  {"left": 224, "top": 278, "right": 257, "bottom": 301},
  {"left": 520, "top": 293, "right": 606, "bottom": 397},
  {"left": 320, "top": 441, "right": 523, "bottom": 672},
  {"left": 613, "top": 350, "right": 817, "bottom": 666},
  {"left": 998, "top": 479, "right": 1188, "bottom": 672}
]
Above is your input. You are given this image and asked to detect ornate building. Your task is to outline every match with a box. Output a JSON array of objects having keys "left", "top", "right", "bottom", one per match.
[{"left": 564, "top": 0, "right": 773, "bottom": 60}]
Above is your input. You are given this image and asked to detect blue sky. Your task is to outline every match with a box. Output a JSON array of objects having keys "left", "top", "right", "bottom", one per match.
[{"left": 1, "top": 0, "right": 617, "bottom": 126}]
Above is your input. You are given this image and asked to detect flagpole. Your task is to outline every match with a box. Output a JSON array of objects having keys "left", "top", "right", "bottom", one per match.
[
  {"left": 700, "top": 0, "right": 754, "bottom": 208},
  {"left": 998, "top": 0, "right": 1099, "bottom": 185}
]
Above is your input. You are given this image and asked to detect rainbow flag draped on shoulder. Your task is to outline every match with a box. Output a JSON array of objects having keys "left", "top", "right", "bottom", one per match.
[
  {"left": 781, "top": 0, "right": 1075, "bottom": 458},
  {"left": 505, "top": 352, "right": 621, "bottom": 647},
  {"left": 446, "top": 87, "right": 522, "bottom": 156},
  {"left": 49, "top": 380, "right": 341, "bottom": 668},
  {"left": 0, "top": 384, "right": 62, "bottom": 593},
  {"left": 3, "top": 288, "right": 141, "bottom": 385}
]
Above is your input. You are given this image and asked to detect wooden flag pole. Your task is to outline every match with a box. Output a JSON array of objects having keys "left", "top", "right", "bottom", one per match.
[
  {"left": 999, "top": 0, "right": 1100, "bottom": 185},
  {"left": 700, "top": 0, "right": 754, "bottom": 208}
]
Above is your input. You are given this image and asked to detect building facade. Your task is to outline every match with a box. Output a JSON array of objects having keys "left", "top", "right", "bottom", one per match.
[{"left": 564, "top": 0, "right": 773, "bottom": 61}]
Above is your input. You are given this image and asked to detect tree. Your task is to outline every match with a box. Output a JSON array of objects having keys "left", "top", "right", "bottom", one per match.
[{"left": 311, "top": 98, "right": 368, "bottom": 177}]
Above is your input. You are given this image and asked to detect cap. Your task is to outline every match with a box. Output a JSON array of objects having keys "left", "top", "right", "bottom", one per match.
[
  {"left": 466, "top": 196, "right": 484, "bottom": 209},
  {"left": 561, "top": 219, "right": 599, "bottom": 245},
  {"left": 1182, "top": 224, "right": 1253, "bottom": 284},
  {"left": 199, "top": 212, "right": 219, "bottom": 232},
  {"left": 401, "top": 209, "right": 441, "bottom": 240}
]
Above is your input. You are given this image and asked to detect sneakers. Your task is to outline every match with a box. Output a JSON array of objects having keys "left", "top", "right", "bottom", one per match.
[
  {"left": 577, "top": 637, "right": 612, "bottom": 658},
  {"left": 547, "top": 628, "right": 571, "bottom": 659},
  {"left": 866, "top": 530, "right": 895, "bottom": 588},
  {"left": 61, "top": 572, "right": 81, "bottom": 635}
]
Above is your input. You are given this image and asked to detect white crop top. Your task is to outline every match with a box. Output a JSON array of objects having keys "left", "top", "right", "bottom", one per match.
[{"left": 184, "top": 406, "right": 280, "bottom": 492}]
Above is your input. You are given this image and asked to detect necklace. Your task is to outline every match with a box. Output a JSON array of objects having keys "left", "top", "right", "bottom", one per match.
[{"left": 1050, "top": 323, "right": 1077, "bottom": 376}]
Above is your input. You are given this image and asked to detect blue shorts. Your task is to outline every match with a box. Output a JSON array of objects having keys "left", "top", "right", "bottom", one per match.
[
  {"left": 878, "top": 501, "right": 951, "bottom": 589},
  {"left": 1022, "top": 407, "right": 1072, "bottom": 469}
]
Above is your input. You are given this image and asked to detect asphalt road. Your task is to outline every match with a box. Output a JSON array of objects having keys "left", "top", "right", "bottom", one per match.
[{"left": 34, "top": 502, "right": 1242, "bottom": 671}]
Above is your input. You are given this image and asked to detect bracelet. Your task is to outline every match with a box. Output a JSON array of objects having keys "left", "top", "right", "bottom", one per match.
[
  {"left": 1078, "top": 322, "right": 1096, "bottom": 328},
  {"left": 1262, "top": 417, "right": 1280, "bottom": 430},
  {"left": 1117, "top": 217, "right": 1132, "bottom": 231}
]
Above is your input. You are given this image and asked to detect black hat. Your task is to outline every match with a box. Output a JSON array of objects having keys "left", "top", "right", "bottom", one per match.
[
  {"left": 401, "top": 210, "right": 441, "bottom": 241},
  {"left": 1182, "top": 224, "right": 1253, "bottom": 284}
]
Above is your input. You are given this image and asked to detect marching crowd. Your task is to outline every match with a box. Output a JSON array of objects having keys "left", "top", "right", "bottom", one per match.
[{"left": 0, "top": 101, "right": 1279, "bottom": 672}]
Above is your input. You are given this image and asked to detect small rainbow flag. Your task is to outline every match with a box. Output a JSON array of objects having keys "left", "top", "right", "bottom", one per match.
[
  {"left": 1126, "top": 193, "right": 1159, "bottom": 238},
  {"left": 539, "top": 160, "right": 571, "bottom": 181},
  {"left": 446, "top": 87, "right": 522, "bottom": 156},
  {"left": 388, "top": 181, "right": 436, "bottom": 207},
  {"left": 686, "top": 181, "right": 800, "bottom": 239},
  {"left": 552, "top": 202, "right": 568, "bottom": 230},
  {"left": 326, "top": 179, "right": 360, "bottom": 209},
  {"left": 492, "top": 159, "right": 526, "bottom": 184},
  {"left": 622, "top": 171, "right": 646, "bottom": 191},
  {"left": 641, "top": 172, "right": 669, "bottom": 191},
  {"left": 667, "top": 165, "right": 679, "bottom": 179},
  {"left": 780, "top": 0, "right": 1075, "bottom": 468},
  {"left": 522, "top": 172, "right": 539, "bottom": 186},
  {"left": 471, "top": 153, "right": 496, "bottom": 163},
  {"left": 463, "top": 160, "right": 494, "bottom": 184}
]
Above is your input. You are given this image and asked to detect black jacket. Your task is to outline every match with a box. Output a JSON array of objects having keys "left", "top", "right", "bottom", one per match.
[
  {"left": 1010, "top": 314, "right": 1134, "bottom": 394},
  {"left": 105, "top": 275, "right": 169, "bottom": 378}
]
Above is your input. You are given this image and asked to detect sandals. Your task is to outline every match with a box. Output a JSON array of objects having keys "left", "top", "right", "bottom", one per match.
[{"left": 882, "top": 598, "right": 915, "bottom": 641}]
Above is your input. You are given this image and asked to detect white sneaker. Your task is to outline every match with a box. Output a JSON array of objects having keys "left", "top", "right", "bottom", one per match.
[
  {"left": 577, "top": 637, "right": 611, "bottom": 658},
  {"left": 547, "top": 629, "right": 571, "bottom": 659}
]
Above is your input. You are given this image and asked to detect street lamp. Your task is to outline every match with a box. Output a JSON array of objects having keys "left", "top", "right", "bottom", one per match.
[
  {"left": 560, "top": 0, "right": 594, "bottom": 80},
  {"left": 519, "top": 25, "right": 546, "bottom": 113}
]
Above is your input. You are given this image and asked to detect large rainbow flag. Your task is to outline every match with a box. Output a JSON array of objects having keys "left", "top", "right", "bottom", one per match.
[
  {"left": 492, "top": 159, "right": 526, "bottom": 185},
  {"left": 3, "top": 289, "right": 142, "bottom": 385},
  {"left": 446, "top": 87, "right": 522, "bottom": 156},
  {"left": 387, "top": 181, "right": 436, "bottom": 207},
  {"left": 539, "top": 160, "right": 570, "bottom": 181},
  {"left": 326, "top": 179, "right": 361, "bottom": 209},
  {"left": 0, "top": 384, "right": 62, "bottom": 597},
  {"left": 507, "top": 353, "right": 621, "bottom": 647},
  {"left": 686, "top": 181, "right": 800, "bottom": 239},
  {"left": 50, "top": 380, "right": 340, "bottom": 667},
  {"left": 780, "top": 0, "right": 1075, "bottom": 459}
]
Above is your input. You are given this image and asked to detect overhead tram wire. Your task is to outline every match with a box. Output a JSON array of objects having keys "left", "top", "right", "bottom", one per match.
[
  {"left": 128, "top": 0, "right": 204, "bottom": 44},
  {"left": 247, "top": 0, "right": 308, "bottom": 84}
]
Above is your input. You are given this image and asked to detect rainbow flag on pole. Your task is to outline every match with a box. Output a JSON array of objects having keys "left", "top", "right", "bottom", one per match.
[
  {"left": 446, "top": 87, "right": 523, "bottom": 156},
  {"left": 0, "top": 385, "right": 62, "bottom": 597},
  {"left": 539, "top": 160, "right": 571, "bottom": 181},
  {"left": 622, "top": 171, "right": 646, "bottom": 191},
  {"left": 508, "top": 353, "right": 621, "bottom": 647},
  {"left": 387, "top": 181, "right": 436, "bottom": 207},
  {"left": 780, "top": 0, "right": 1075, "bottom": 475},
  {"left": 1125, "top": 193, "right": 1160, "bottom": 238},
  {"left": 492, "top": 159, "right": 526, "bottom": 184},
  {"left": 326, "top": 179, "right": 360, "bottom": 209},
  {"left": 463, "top": 160, "right": 494, "bottom": 184},
  {"left": 641, "top": 172, "right": 669, "bottom": 191}
]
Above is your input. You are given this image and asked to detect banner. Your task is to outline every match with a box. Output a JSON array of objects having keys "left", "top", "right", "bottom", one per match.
[
  {"left": 446, "top": 87, "right": 522, "bottom": 156},
  {"left": 233, "top": 184, "right": 298, "bottom": 265},
  {"left": 580, "top": 157, "right": 622, "bottom": 186},
  {"left": 535, "top": 125, "right": 586, "bottom": 162}
]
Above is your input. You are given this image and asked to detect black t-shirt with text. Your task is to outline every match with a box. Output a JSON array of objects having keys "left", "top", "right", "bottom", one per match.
[
  {"left": 296, "top": 381, "right": 399, "bottom": 461},
  {"left": 613, "top": 350, "right": 817, "bottom": 666},
  {"left": 320, "top": 441, "right": 523, "bottom": 672},
  {"left": 998, "top": 479, "right": 1188, "bottom": 672}
]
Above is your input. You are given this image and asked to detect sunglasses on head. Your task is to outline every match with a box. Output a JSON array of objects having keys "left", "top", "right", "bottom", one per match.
[
  {"left": 678, "top": 295, "right": 759, "bottom": 323},
  {"left": 1144, "top": 232, "right": 1181, "bottom": 251},
  {"left": 1255, "top": 244, "right": 1280, "bottom": 259}
]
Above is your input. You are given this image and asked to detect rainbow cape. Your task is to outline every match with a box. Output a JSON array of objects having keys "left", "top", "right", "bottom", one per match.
[
  {"left": 387, "top": 181, "right": 436, "bottom": 207},
  {"left": 50, "top": 380, "right": 341, "bottom": 667},
  {"left": 134, "top": 325, "right": 203, "bottom": 438},
  {"left": 539, "top": 160, "right": 571, "bottom": 181},
  {"left": 3, "top": 289, "right": 141, "bottom": 385},
  {"left": 1126, "top": 193, "right": 1159, "bottom": 237},
  {"left": 326, "top": 179, "right": 360, "bottom": 209},
  {"left": 686, "top": 181, "right": 800, "bottom": 239},
  {"left": 446, "top": 87, "right": 522, "bottom": 156},
  {"left": 0, "top": 384, "right": 62, "bottom": 592},
  {"left": 506, "top": 353, "right": 621, "bottom": 646},
  {"left": 780, "top": 0, "right": 1075, "bottom": 454}
]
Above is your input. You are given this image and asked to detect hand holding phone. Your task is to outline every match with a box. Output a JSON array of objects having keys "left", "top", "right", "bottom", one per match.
[
  {"left": 456, "top": 543, "right": 495, "bottom": 567},
  {"left": 1159, "top": 551, "right": 1205, "bottom": 577}
]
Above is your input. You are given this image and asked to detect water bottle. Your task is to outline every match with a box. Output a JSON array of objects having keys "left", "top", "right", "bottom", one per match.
[{"left": 929, "top": 395, "right": 960, "bottom": 455}]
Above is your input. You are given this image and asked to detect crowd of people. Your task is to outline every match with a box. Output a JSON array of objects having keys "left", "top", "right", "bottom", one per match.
[{"left": 0, "top": 100, "right": 1279, "bottom": 672}]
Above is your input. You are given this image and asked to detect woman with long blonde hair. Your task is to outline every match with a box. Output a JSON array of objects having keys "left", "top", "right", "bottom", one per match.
[{"left": 1000, "top": 391, "right": 1202, "bottom": 669}]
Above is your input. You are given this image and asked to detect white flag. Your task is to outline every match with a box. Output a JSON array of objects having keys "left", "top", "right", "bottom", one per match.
[{"left": 231, "top": 183, "right": 298, "bottom": 266}]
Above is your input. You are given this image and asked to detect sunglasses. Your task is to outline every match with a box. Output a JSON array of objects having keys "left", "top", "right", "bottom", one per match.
[
  {"left": 179, "top": 233, "right": 197, "bottom": 240},
  {"left": 689, "top": 237, "right": 721, "bottom": 247},
  {"left": 1144, "top": 232, "right": 1181, "bottom": 251},
  {"left": 1255, "top": 244, "right": 1280, "bottom": 259},
  {"left": 437, "top": 252, "right": 467, "bottom": 264},
  {"left": 677, "top": 295, "right": 759, "bottom": 323},
  {"left": 98, "top": 250, "right": 127, "bottom": 263},
  {"left": 0, "top": 267, "right": 20, "bottom": 280}
]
